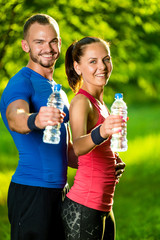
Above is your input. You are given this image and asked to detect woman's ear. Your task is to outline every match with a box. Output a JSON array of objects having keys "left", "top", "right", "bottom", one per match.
[
  {"left": 21, "top": 40, "right": 30, "bottom": 53},
  {"left": 73, "top": 61, "right": 81, "bottom": 76}
]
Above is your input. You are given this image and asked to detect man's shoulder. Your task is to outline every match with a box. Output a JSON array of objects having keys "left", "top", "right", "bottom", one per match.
[
  {"left": 11, "top": 67, "right": 32, "bottom": 81},
  {"left": 1, "top": 67, "right": 33, "bottom": 104}
]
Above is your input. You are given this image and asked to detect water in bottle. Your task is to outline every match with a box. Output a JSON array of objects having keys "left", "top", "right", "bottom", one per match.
[
  {"left": 110, "top": 93, "right": 128, "bottom": 152},
  {"left": 43, "top": 83, "right": 64, "bottom": 144}
]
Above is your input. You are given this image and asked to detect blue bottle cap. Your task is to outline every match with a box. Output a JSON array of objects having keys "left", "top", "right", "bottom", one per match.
[
  {"left": 54, "top": 84, "right": 62, "bottom": 91},
  {"left": 115, "top": 93, "right": 123, "bottom": 99}
]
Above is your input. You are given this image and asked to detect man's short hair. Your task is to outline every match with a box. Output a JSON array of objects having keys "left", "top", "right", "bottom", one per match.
[{"left": 23, "top": 14, "right": 60, "bottom": 39}]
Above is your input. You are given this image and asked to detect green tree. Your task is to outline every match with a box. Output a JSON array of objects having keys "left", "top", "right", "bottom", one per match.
[{"left": 0, "top": 0, "right": 160, "bottom": 104}]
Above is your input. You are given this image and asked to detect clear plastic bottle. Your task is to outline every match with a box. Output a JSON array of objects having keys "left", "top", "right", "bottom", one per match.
[
  {"left": 110, "top": 93, "right": 128, "bottom": 152},
  {"left": 43, "top": 83, "right": 64, "bottom": 144}
]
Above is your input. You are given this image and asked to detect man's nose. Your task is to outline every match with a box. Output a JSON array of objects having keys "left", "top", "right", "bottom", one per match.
[{"left": 45, "top": 42, "right": 53, "bottom": 51}]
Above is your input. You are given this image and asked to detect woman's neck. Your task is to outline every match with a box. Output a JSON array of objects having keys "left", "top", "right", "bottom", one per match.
[{"left": 81, "top": 85, "right": 104, "bottom": 104}]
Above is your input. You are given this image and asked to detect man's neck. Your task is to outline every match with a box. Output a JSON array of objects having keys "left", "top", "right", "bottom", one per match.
[{"left": 27, "top": 62, "right": 54, "bottom": 81}]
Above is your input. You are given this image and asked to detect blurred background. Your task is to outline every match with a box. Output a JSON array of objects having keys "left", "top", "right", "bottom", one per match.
[{"left": 0, "top": 0, "right": 160, "bottom": 239}]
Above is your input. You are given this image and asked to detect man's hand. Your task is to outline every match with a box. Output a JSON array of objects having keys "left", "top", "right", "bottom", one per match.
[
  {"left": 35, "top": 106, "right": 66, "bottom": 129},
  {"left": 6, "top": 99, "right": 66, "bottom": 134},
  {"left": 115, "top": 154, "right": 125, "bottom": 183}
]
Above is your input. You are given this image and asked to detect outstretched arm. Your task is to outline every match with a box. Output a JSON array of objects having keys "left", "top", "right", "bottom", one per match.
[
  {"left": 69, "top": 95, "right": 96, "bottom": 156},
  {"left": 70, "top": 95, "right": 125, "bottom": 157},
  {"left": 6, "top": 99, "right": 65, "bottom": 134}
]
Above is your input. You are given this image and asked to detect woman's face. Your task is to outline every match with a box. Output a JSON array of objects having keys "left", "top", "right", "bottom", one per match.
[{"left": 74, "top": 42, "right": 113, "bottom": 88}]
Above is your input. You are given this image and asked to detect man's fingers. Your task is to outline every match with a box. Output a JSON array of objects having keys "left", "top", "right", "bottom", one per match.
[
  {"left": 115, "top": 162, "right": 125, "bottom": 170},
  {"left": 115, "top": 169, "right": 124, "bottom": 177}
]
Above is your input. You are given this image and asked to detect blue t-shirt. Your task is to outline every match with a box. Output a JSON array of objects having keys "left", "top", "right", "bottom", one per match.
[{"left": 0, "top": 67, "right": 69, "bottom": 188}]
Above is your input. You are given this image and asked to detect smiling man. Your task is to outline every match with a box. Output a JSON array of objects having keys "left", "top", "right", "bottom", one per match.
[
  {"left": 0, "top": 14, "right": 77, "bottom": 240},
  {"left": 22, "top": 17, "right": 61, "bottom": 76}
]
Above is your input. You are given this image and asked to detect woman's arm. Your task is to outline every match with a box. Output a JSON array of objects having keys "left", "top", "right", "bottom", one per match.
[
  {"left": 70, "top": 95, "right": 125, "bottom": 157},
  {"left": 69, "top": 95, "right": 96, "bottom": 156}
]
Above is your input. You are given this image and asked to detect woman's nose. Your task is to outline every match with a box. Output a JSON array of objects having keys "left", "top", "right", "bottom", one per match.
[{"left": 98, "top": 60, "right": 106, "bottom": 70}]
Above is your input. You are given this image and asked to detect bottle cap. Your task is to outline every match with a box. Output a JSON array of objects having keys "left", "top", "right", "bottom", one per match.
[
  {"left": 115, "top": 93, "right": 123, "bottom": 99},
  {"left": 54, "top": 84, "right": 62, "bottom": 91}
]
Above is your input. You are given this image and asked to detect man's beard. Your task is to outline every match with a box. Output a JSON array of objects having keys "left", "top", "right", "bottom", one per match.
[{"left": 29, "top": 50, "right": 56, "bottom": 68}]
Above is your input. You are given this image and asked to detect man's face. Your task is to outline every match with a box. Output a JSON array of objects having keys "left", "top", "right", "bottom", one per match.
[{"left": 24, "top": 23, "right": 61, "bottom": 68}]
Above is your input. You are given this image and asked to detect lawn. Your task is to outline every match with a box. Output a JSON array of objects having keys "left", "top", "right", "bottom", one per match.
[{"left": 0, "top": 103, "right": 160, "bottom": 239}]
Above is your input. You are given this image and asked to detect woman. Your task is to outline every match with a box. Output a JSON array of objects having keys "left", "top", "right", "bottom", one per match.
[{"left": 62, "top": 37, "right": 125, "bottom": 240}]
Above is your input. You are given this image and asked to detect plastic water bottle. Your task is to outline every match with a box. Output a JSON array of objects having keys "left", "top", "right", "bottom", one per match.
[
  {"left": 43, "top": 84, "right": 64, "bottom": 144},
  {"left": 110, "top": 93, "right": 128, "bottom": 152}
]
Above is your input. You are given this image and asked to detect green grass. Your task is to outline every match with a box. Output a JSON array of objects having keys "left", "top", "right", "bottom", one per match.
[
  {"left": 0, "top": 103, "right": 160, "bottom": 239},
  {"left": 114, "top": 134, "right": 160, "bottom": 240}
]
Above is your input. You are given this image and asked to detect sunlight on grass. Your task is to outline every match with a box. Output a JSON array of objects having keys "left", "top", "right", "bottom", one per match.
[
  {"left": 119, "top": 133, "right": 160, "bottom": 165},
  {"left": 114, "top": 133, "right": 160, "bottom": 240},
  {"left": 0, "top": 171, "right": 13, "bottom": 205}
]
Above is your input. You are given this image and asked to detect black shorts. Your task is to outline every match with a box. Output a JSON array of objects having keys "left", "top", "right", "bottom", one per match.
[{"left": 8, "top": 182, "right": 65, "bottom": 240}]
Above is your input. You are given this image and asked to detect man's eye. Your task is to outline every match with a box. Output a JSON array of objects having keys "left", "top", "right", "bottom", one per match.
[
  {"left": 36, "top": 41, "right": 43, "bottom": 44},
  {"left": 51, "top": 39, "right": 58, "bottom": 44},
  {"left": 90, "top": 60, "right": 96, "bottom": 64}
]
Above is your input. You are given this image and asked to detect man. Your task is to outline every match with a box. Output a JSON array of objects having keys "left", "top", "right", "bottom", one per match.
[{"left": 0, "top": 14, "right": 77, "bottom": 240}]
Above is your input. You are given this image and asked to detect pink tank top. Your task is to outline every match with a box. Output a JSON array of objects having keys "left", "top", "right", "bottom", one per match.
[{"left": 67, "top": 89, "right": 117, "bottom": 212}]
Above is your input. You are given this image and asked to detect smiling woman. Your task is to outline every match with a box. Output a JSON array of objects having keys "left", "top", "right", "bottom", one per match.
[{"left": 61, "top": 37, "right": 126, "bottom": 240}]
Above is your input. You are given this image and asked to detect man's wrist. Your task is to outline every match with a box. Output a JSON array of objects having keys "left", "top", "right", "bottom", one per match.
[{"left": 27, "top": 113, "right": 40, "bottom": 131}]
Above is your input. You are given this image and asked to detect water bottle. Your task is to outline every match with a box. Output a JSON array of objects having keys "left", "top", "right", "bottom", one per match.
[
  {"left": 43, "top": 83, "right": 64, "bottom": 144},
  {"left": 110, "top": 93, "right": 128, "bottom": 152}
]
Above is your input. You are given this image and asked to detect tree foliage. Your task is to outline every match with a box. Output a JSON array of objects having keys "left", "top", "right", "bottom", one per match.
[{"left": 0, "top": 0, "right": 160, "bottom": 103}]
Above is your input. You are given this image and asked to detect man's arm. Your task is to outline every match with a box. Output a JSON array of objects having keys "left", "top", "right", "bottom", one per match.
[
  {"left": 6, "top": 99, "right": 31, "bottom": 133},
  {"left": 6, "top": 99, "right": 65, "bottom": 134}
]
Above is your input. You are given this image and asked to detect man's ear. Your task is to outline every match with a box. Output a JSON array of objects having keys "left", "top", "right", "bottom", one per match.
[
  {"left": 59, "top": 37, "right": 61, "bottom": 48},
  {"left": 21, "top": 40, "right": 30, "bottom": 53},
  {"left": 58, "top": 38, "right": 61, "bottom": 52},
  {"left": 73, "top": 61, "right": 81, "bottom": 76}
]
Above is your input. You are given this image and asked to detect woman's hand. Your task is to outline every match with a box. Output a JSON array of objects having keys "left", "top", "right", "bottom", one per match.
[{"left": 100, "top": 115, "right": 126, "bottom": 139}]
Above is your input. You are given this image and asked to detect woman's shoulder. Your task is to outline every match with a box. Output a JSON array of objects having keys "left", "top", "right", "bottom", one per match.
[{"left": 70, "top": 93, "right": 93, "bottom": 110}]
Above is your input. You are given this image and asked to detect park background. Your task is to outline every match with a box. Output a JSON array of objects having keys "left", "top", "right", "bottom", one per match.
[{"left": 0, "top": 0, "right": 160, "bottom": 239}]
